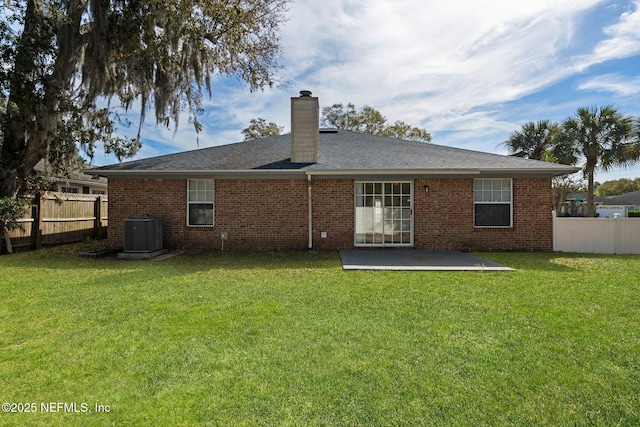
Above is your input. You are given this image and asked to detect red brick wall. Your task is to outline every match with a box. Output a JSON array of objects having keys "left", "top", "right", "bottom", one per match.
[
  {"left": 312, "top": 179, "right": 354, "bottom": 249},
  {"left": 108, "top": 176, "right": 553, "bottom": 251},
  {"left": 108, "top": 178, "right": 309, "bottom": 250},
  {"left": 107, "top": 178, "right": 187, "bottom": 249},
  {"left": 188, "top": 179, "right": 308, "bottom": 250},
  {"left": 413, "top": 177, "right": 553, "bottom": 251}
]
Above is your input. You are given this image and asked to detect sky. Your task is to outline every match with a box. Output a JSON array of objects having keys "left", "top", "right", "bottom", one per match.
[{"left": 92, "top": 0, "right": 640, "bottom": 184}]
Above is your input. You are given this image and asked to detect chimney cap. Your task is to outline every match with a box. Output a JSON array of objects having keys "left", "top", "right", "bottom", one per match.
[{"left": 299, "top": 90, "right": 312, "bottom": 97}]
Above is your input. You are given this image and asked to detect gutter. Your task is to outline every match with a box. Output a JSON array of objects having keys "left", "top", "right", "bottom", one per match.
[
  {"left": 306, "top": 169, "right": 481, "bottom": 176},
  {"left": 83, "top": 169, "right": 307, "bottom": 179},
  {"left": 51, "top": 177, "right": 108, "bottom": 187},
  {"left": 87, "top": 166, "right": 580, "bottom": 180},
  {"left": 479, "top": 167, "right": 580, "bottom": 176},
  {"left": 84, "top": 168, "right": 479, "bottom": 180}
]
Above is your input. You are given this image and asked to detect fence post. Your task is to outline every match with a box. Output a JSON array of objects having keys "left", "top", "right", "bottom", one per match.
[
  {"left": 34, "top": 192, "right": 44, "bottom": 250},
  {"left": 614, "top": 213, "right": 621, "bottom": 254},
  {"left": 94, "top": 196, "right": 103, "bottom": 239},
  {"left": 552, "top": 210, "right": 557, "bottom": 252}
]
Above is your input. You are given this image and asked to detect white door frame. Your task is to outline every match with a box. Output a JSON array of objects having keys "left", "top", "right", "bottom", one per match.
[{"left": 354, "top": 181, "right": 413, "bottom": 247}]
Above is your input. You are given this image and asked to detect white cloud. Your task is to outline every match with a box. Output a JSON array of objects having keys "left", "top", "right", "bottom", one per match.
[
  {"left": 578, "top": 73, "right": 640, "bottom": 96},
  {"left": 571, "top": 0, "right": 640, "bottom": 75},
  {"left": 277, "top": 0, "right": 610, "bottom": 135},
  {"left": 591, "top": 0, "right": 640, "bottom": 62}
]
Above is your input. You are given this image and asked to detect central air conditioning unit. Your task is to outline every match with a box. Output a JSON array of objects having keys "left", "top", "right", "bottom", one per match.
[{"left": 123, "top": 216, "right": 163, "bottom": 253}]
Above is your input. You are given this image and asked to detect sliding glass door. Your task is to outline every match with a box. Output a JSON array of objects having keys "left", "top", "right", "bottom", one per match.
[{"left": 355, "top": 182, "right": 413, "bottom": 246}]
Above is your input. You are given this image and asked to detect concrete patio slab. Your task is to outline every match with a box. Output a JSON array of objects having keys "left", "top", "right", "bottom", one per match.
[
  {"left": 117, "top": 249, "right": 169, "bottom": 260},
  {"left": 339, "top": 250, "right": 514, "bottom": 271}
]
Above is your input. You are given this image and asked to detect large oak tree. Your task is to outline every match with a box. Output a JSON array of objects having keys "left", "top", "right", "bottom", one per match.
[
  {"left": 241, "top": 117, "right": 282, "bottom": 140},
  {"left": 0, "top": 0, "right": 289, "bottom": 198},
  {"left": 321, "top": 103, "right": 431, "bottom": 142}
]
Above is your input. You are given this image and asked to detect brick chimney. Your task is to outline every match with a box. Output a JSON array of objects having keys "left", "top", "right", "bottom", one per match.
[{"left": 291, "top": 90, "right": 319, "bottom": 163}]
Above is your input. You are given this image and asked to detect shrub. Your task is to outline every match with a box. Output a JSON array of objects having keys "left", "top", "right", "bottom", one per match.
[{"left": 0, "top": 197, "right": 29, "bottom": 232}]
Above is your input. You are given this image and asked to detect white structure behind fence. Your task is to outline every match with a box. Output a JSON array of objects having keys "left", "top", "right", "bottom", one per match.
[{"left": 553, "top": 214, "right": 640, "bottom": 254}]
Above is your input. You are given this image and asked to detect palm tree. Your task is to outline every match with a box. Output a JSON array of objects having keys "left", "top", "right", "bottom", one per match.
[
  {"left": 504, "top": 120, "right": 582, "bottom": 214},
  {"left": 503, "top": 120, "right": 560, "bottom": 160},
  {"left": 556, "top": 106, "right": 640, "bottom": 217}
]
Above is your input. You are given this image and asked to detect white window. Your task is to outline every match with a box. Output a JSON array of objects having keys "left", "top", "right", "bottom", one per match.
[
  {"left": 474, "top": 178, "right": 512, "bottom": 227},
  {"left": 187, "top": 179, "right": 214, "bottom": 226}
]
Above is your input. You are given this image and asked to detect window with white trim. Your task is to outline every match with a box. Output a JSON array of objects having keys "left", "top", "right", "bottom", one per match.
[
  {"left": 187, "top": 179, "right": 214, "bottom": 226},
  {"left": 474, "top": 178, "right": 512, "bottom": 227}
]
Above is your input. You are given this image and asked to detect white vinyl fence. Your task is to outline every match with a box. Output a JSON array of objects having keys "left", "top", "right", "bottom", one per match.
[{"left": 553, "top": 215, "right": 640, "bottom": 254}]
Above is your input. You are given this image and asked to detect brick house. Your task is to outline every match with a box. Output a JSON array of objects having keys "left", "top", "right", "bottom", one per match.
[{"left": 91, "top": 91, "right": 578, "bottom": 251}]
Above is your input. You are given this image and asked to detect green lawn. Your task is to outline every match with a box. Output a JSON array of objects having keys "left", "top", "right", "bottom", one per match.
[{"left": 1, "top": 244, "right": 639, "bottom": 426}]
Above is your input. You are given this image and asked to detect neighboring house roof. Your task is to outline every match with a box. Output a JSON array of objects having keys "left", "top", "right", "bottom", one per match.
[
  {"left": 34, "top": 160, "right": 108, "bottom": 189},
  {"left": 602, "top": 190, "right": 640, "bottom": 206},
  {"left": 567, "top": 190, "right": 640, "bottom": 206},
  {"left": 565, "top": 192, "right": 608, "bottom": 204},
  {"left": 90, "top": 129, "right": 579, "bottom": 178}
]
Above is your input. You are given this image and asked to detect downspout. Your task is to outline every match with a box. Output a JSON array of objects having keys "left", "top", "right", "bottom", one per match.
[{"left": 308, "top": 174, "right": 313, "bottom": 249}]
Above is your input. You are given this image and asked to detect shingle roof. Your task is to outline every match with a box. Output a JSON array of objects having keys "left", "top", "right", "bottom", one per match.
[
  {"left": 602, "top": 190, "right": 640, "bottom": 206},
  {"left": 566, "top": 192, "right": 608, "bottom": 203},
  {"left": 568, "top": 191, "right": 640, "bottom": 206},
  {"left": 90, "top": 129, "right": 579, "bottom": 178},
  {"left": 35, "top": 159, "right": 108, "bottom": 186}
]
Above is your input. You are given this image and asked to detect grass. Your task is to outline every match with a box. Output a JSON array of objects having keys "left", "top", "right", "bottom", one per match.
[{"left": 1, "top": 244, "right": 639, "bottom": 426}]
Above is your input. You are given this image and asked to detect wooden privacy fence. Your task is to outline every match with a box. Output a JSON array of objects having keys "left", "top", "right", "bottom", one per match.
[
  {"left": 553, "top": 214, "right": 640, "bottom": 254},
  {"left": 8, "top": 192, "right": 108, "bottom": 250}
]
